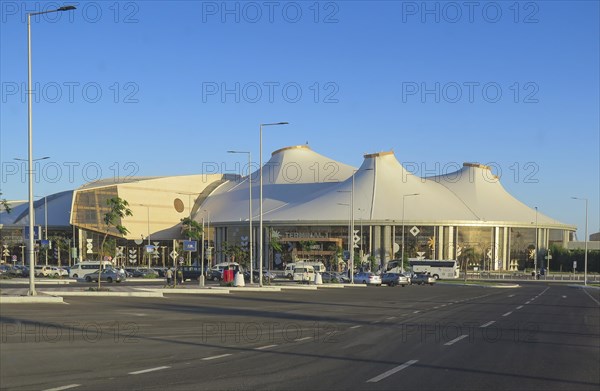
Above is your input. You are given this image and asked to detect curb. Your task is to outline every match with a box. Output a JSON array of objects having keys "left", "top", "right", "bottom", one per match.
[
  {"left": 280, "top": 285, "right": 319, "bottom": 290},
  {"left": 211, "top": 286, "right": 282, "bottom": 292},
  {"left": 40, "top": 291, "right": 164, "bottom": 297},
  {"left": 0, "top": 279, "right": 74, "bottom": 285},
  {"left": 317, "top": 285, "right": 345, "bottom": 289},
  {"left": 143, "top": 288, "right": 231, "bottom": 294},
  {"left": 0, "top": 295, "right": 64, "bottom": 304}
]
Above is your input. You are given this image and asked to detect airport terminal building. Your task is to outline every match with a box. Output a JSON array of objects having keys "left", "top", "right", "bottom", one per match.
[{"left": 0, "top": 145, "right": 575, "bottom": 271}]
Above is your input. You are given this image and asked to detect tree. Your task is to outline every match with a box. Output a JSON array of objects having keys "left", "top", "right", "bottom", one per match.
[
  {"left": 0, "top": 192, "right": 10, "bottom": 214},
  {"left": 181, "top": 217, "right": 203, "bottom": 266},
  {"left": 221, "top": 241, "right": 249, "bottom": 269},
  {"left": 98, "top": 197, "right": 132, "bottom": 289}
]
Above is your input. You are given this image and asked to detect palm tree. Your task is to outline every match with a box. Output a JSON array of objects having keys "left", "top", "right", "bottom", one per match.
[{"left": 97, "top": 197, "right": 132, "bottom": 289}]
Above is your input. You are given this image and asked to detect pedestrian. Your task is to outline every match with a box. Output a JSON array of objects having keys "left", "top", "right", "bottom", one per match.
[
  {"left": 177, "top": 269, "right": 184, "bottom": 285},
  {"left": 166, "top": 268, "right": 173, "bottom": 287}
]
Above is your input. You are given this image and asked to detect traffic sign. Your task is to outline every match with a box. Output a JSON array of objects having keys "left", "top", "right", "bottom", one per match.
[
  {"left": 343, "top": 250, "right": 350, "bottom": 260},
  {"left": 183, "top": 240, "right": 198, "bottom": 252},
  {"left": 170, "top": 250, "right": 179, "bottom": 260},
  {"left": 145, "top": 245, "right": 156, "bottom": 253}
]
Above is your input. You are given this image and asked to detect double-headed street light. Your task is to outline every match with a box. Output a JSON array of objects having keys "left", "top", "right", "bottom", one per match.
[
  {"left": 259, "top": 122, "right": 289, "bottom": 287},
  {"left": 25, "top": 5, "right": 76, "bottom": 296},
  {"left": 228, "top": 151, "right": 254, "bottom": 283},
  {"left": 571, "top": 197, "right": 588, "bottom": 286},
  {"left": 401, "top": 193, "right": 419, "bottom": 273}
]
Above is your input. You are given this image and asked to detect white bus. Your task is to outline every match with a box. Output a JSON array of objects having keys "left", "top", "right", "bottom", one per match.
[{"left": 408, "top": 259, "right": 460, "bottom": 280}]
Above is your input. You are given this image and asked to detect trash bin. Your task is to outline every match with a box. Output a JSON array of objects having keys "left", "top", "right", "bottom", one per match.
[{"left": 223, "top": 269, "right": 234, "bottom": 283}]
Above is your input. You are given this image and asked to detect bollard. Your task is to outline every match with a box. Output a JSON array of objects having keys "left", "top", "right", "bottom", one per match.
[
  {"left": 314, "top": 272, "right": 323, "bottom": 285},
  {"left": 234, "top": 271, "right": 245, "bottom": 287}
]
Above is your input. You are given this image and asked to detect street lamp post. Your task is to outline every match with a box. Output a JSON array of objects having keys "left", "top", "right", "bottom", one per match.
[
  {"left": 571, "top": 197, "right": 588, "bottom": 286},
  {"left": 24, "top": 5, "right": 75, "bottom": 296},
  {"left": 401, "top": 193, "right": 419, "bottom": 274},
  {"left": 203, "top": 209, "right": 211, "bottom": 287},
  {"left": 228, "top": 151, "right": 253, "bottom": 283},
  {"left": 534, "top": 206, "right": 538, "bottom": 277},
  {"left": 259, "top": 122, "right": 289, "bottom": 287},
  {"left": 337, "top": 202, "right": 351, "bottom": 279}
]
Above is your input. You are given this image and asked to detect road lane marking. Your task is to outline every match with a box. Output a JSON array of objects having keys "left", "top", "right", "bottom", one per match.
[
  {"left": 444, "top": 335, "right": 469, "bottom": 346},
  {"left": 581, "top": 288, "right": 600, "bottom": 305},
  {"left": 43, "top": 385, "right": 81, "bottom": 391},
  {"left": 433, "top": 306, "right": 439, "bottom": 309},
  {"left": 516, "top": 305, "right": 523, "bottom": 310},
  {"left": 128, "top": 366, "right": 170, "bottom": 375},
  {"left": 525, "top": 301, "right": 531, "bottom": 305},
  {"left": 562, "top": 295, "right": 567, "bottom": 299},
  {"left": 202, "top": 354, "right": 232, "bottom": 361},
  {"left": 256, "top": 345, "right": 277, "bottom": 350},
  {"left": 502, "top": 311, "right": 513, "bottom": 317},
  {"left": 480, "top": 321, "right": 495, "bottom": 328},
  {"left": 413, "top": 310, "right": 420, "bottom": 313},
  {"left": 295, "top": 337, "right": 312, "bottom": 342},
  {"left": 366, "top": 360, "right": 419, "bottom": 383},
  {"left": 350, "top": 325, "right": 362, "bottom": 329},
  {"left": 508, "top": 294, "right": 515, "bottom": 298},
  {"left": 386, "top": 316, "right": 396, "bottom": 320}
]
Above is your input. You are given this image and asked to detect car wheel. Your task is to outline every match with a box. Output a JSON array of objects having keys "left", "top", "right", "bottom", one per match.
[
  {"left": 433, "top": 274, "right": 439, "bottom": 280},
  {"left": 73, "top": 274, "right": 78, "bottom": 278},
  {"left": 85, "top": 276, "right": 92, "bottom": 282},
  {"left": 107, "top": 277, "right": 113, "bottom": 283},
  {"left": 54, "top": 273, "right": 59, "bottom": 277},
  {"left": 213, "top": 276, "right": 219, "bottom": 281},
  {"left": 362, "top": 280, "right": 367, "bottom": 284}
]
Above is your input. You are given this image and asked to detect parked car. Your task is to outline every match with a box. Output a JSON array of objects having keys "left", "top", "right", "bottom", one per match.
[
  {"left": 381, "top": 272, "right": 410, "bottom": 287},
  {"left": 411, "top": 273, "right": 436, "bottom": 285},
  {"left": 205, "top": 268, "right": 223, "bottom": 282},
  {"left": 131, "top": 268, "right": 159, "bottom": 278},
  {"left": 180, "top": 266, "right": 203, "bottom": 281},
  {"left": 48, "top": 267, "right": 69, "bottom": 277},
  {"left": 353, "top": 272, "right": 382, "bottom": 286},
  {"left": 83, "top": 268, "right": 126, "bottom": 283},
  {"left": 243, "top": 270, "right": 275, "bottom": 283}
]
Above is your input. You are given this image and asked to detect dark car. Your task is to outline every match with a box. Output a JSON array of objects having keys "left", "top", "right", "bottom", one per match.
[
  {"left": 381, "top": 272, "right": 410, "bottom": 287},
  {"left": 180, "top": 266, "right": 204, "bottom": 281},
  {"left": 243, "top": 270, "right": 275, "bottom": 283},
  {"left": 131, "top": 268, "right": 159, "bottom": 278},
  {"left": 206, "top": 268, "right": 223, "bottom": 282},
  {"left": 411, "top": 273, "right": 435, "bottom": 285}
]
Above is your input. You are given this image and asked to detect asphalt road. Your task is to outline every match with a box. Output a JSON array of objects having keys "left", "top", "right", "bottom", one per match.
[{"left": 1, "top": 283, "right": 598, "bottom": 390}]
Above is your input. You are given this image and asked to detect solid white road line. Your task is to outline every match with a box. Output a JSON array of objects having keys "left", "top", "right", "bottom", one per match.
[
  {"left": 480, "top": 321, "right": 496, "bottom": 328},
  {"left": 502, "top": 311, "right": 513, "bottom": 317},
  {"left": 295, "top": 336, "right": 312, "bottom": 342},
  {"left": 444, "top": 335, "right": 469, "bottom": 346},
  {"left": 202, "top": 354, "right": 232, "bottom": 361},
  {"left": 128, "top": 366, "right": 170, "bottom": 375},
  {"left": 366, "top": 360, "right": 419, "bottom": 383},
  {"left": 42, "top": 385, "right": 81, "bottom": 391},
  {"left": 581, "top": 288, "right": 600, "bottom": 305},
  {"left": 256, "top": 344, "right": 278, "bottom": 350}
]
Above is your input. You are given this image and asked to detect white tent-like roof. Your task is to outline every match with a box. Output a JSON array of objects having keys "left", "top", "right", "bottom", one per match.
[{"left": 199, "top": 146, "right": 572, "bottom": 229}]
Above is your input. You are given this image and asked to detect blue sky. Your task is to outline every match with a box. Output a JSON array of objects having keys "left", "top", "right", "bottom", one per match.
[{"left": 1, "top": 1, "right": 598, "bottom": 236}]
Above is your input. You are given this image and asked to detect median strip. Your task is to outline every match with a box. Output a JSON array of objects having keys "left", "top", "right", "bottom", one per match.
[{"left": 366, "top": 360, "right": 418, "bottom": 383}]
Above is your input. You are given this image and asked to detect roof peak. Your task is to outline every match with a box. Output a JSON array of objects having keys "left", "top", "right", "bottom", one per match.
[{"left": 271, "top": 145, "right": 311, "bottom": 156}]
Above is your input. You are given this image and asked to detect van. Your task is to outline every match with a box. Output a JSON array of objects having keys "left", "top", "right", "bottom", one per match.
[
  {"left": 295, "top": 261, "right": 326, "bottom": 273},
  {"left": 293, "top": 265, "right": 315, "bottom": 283},
  {"left": 284, "top": 263, "right": 296, "bottom": 278},
  {"left": 69, "top": 260, "right": 113, "bottom": 278}
]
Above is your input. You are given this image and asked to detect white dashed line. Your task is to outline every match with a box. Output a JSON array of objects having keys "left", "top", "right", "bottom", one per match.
[
  {"left": 413, "top": 310, "right": 420, "bottom": 314},
  {"left": 562, "top": 295, "right": 567, "bottom": 299},
  {"left": 516, "top": 305, "right": 523, "bottom": 310},
  {"left": 202, "top": 354, "right": 232, "bottom": 361},
  {"left": 444, "top": 335, "right": 469, "bottom": 346},
  {"left": 128, "top": 366, "right": 170, "bottom": 375},
  {"left": 502, "top": 311, "right": 513, "bottom": 317},
  {"left": 525, "top": 301, "right": 531, "bottom": 305},
  {"left": 480, "top": 321, "right": 496, "bottom": 328},
  {"left": 350, "top": 325, "right": 362, "bottom": 329},
  {"left": 256, "top": 344, "right": 278, "bottom": 350},
  {"left": 508, "top": 294, "right": 515, "bottom": 298},
  {"left": 42, "top": 385, "right": 81, "bottom": 391},
  {"left": 366, "top": 360, "right": 419, "bottom": 383},
  {"left": 295, "top": 337, "right": 312, "bottom": 342},
  {"left": 386, "top": 316, "right": 396, "bottom": 320}
]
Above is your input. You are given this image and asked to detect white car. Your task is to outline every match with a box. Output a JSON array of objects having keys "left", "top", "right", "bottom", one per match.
[
  {"left": 353, "top": 272, "right": 382, "bottom": 286},
  {"left": 50, "top": 267, "right": 69, "bottom": 277}
]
